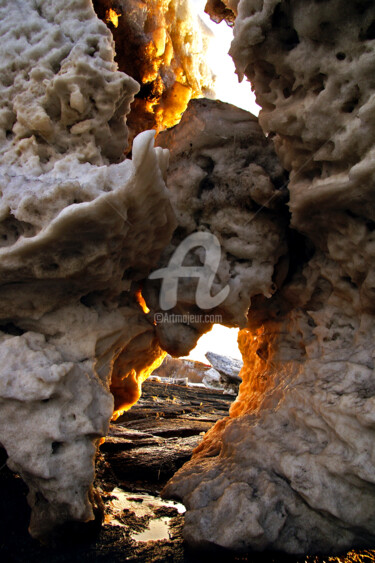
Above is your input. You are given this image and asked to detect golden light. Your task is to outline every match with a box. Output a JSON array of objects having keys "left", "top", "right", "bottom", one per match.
[
  {"left": 111, "top": 352, "right": 166, "bottom": 420},
  {"left": 96, "top": 0, "right": 214, "bottom": 147},
  {"left": 306, "top": 550, "right": 375, "bottom": 563},
  {"left": 134, "top": 287, "right": 150, "bottom": 314},
  {"left": 105, "top": 8, "right": 121, "bottom": 28},
  {"left": 184, "top": 324, "right": 241, "bottom": 364}
]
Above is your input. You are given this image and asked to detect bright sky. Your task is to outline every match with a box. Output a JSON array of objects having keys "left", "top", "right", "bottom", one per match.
[
  {"left": 183, "top": 0, "right": 254, "bottom": 364},
  {"left": 183, "top": 325, "right": 242, "bottom": 363},
  {"left": 190, "top": 0, "right": 260, "bottom": 116}
]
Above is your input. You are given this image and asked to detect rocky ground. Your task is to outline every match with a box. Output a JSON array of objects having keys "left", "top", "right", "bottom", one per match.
[{"left": 0, "top": 381, "right": 374, "bottom": 562}]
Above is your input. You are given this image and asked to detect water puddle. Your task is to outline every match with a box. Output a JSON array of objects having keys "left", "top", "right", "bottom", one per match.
[
  {"left": 104, "top": 487, "right": 185, "bottom": 542},
  {"left": 131, "top": 517, "right": 171, "bottom": 542}
]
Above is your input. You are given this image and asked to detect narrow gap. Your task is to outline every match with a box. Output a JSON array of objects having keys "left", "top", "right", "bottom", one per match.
[{"left": 100, "top": 323, "right": 243, "bottom": 544}]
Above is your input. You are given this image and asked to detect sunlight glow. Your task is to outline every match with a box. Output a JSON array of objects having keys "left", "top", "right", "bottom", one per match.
[
  {"left": 134, "top": 288, "right": 150, "bottom": 314},
  {"left": 183, "top": 325, "right": 242, "bottom": 363},
  {"left": 190, "top": 0, "right": 260, "bottom": 116},
  {"left": 106, "top": 8, "right": 121, "bottom": 28}
]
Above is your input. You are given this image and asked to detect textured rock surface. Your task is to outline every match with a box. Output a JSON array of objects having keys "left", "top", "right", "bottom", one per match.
[
  {"left": 205, "top": 0, "right": 236, "bottom": 25},
  {"left": 93, "top": 0, "right": 214, "bottom": 146},
  {"left": 202, "top": 367, "right": 223, "bottom": 391},
  {"left": 163, "top": 0, "right": 375, "bottom": 555},
  {"left": 145, "top": 98, "right": 288, "bottom": 356},
  {"left": 205, "top": 351, "right": 242, "bottom": 382},
  {"left": 205, "top": 351, "right": 243, "bottom": 393},
  {"left": 0, "top": 0, "right": 175, "bottom": 539},
  {"left": 3, "top": 0, "right": 375, "bottom": 553}
]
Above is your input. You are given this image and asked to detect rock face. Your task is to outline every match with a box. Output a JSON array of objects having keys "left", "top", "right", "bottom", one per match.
[
  {"left": 202, "top": 367, "right": 222, "bottom": 390},
  {"left": 93, "top": 0, "right": 214, "bottom": 146},
  {"left": 153, "top": 354, "right": 211, "bottom": 383},
  {"left": 205, "top": 351, "right": 242, "bottom": 382},
  {"left": 145, "top": 98, "right": 288, "bottom": 356},
  {"left": 0, "top": 0, "right": 175, "bottom": 539},
  {"left": 205, "top": 351, "right": 242, "bottom": 393},
  {"left": 163, "top": 0, "right": 375, "bottom": 555}
]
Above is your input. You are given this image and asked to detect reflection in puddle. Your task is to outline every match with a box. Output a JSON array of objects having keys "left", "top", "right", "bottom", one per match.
[
  {"left": 109, "top": 487, "right": 186, "bottom": 515},
  {"left": 105, "top": 487, "right": 185, "bottom": 542},
  {"left": 131, "top": 517, "right": 171, "bottom": 542}
]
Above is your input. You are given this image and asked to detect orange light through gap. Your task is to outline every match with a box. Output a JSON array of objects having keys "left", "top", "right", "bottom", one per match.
[
  {"left": 111, "top": 352, "right": 166, "bottom": 420},
  {"left": 135, "top": 288, "right": 150, "bottom": 314},
  {"left": 106, "top": 8, "right": 121, "bottom": 28},
  {"left": 103, "top": 0, "right": 214, "bottom": 146}
]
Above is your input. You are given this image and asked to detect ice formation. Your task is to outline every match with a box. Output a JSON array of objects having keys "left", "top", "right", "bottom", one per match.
[
  {"left": 164, "top": 0, "right": 375, "bottom": 554},
  {"left": 0, "top": 0, "right": 174, "bottom": 539}
]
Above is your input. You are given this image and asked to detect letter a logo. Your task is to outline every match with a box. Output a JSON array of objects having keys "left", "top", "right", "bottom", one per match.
[{"left": 149, "top": 232, "right": 230, "bottom": 311}]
